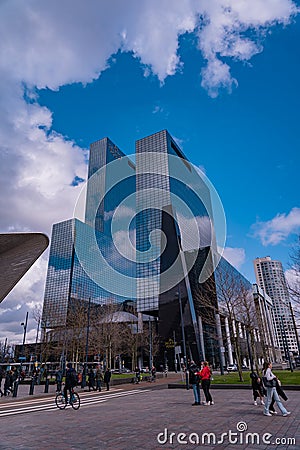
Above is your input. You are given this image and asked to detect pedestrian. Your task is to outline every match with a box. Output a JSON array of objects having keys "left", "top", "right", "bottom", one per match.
[
  {"left": 88, "top": 367, "right": 96, "bottom": 391},
  {"left": 64, "top": 362, "right": 77, "bottom": 404},
  {"left": 269, "top": 378, "right": 288, "bottom": 415},
  {"left": 262, "top": 362, "right": 290, "bottom": 417},
  {"left": 55, "top": 367, "right": 63, "bottom": 392},
  {"left": 250, "top": 371, "right": 265, "bottom": 405},
  {"left": 151, "top": 365, "right": 156, "bottom": 382},
  {"left": 4, "top": 370, "right": 13, "bottom": 396},
  {"left": 135, "top": 367, "right": 141, "bottom": 383},
  {"left": 95, "top": 365, "right": 103, "bottom": 391},
  {"left": 200, "top": 361, "right": 214, "bottom": 405},
  {"left": 188, "top": 360, "right": 201, "bottom": 406},
  {"left": 104, "top": 368, "right": 111, "bottom": 391}
]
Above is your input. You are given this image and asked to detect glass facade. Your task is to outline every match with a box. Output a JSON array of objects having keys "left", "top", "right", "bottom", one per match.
[
  {"left": 42, "top": 137, "right": 136, "bottom": 329},
  {"left": 42, "top": 218, "right": 136, "bottom": 328}
]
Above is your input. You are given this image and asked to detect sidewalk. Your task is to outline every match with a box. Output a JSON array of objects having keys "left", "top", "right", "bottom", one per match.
[
  {"left": 0, "top": 379, "right": 299, "bottom": 450},
  {"left": 0, "top": 371, "right": 181, "bottom": 402}
]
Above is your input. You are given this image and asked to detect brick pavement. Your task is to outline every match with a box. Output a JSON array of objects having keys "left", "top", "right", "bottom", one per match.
[{"left": 0, "top": 373, "right": 299, "bottom": 450}]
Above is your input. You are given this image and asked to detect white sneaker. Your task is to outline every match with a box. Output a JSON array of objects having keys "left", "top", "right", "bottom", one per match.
[
  {"left": 204, "top": 402, "right": 210, "bottom": 406},
  {"left": 210, "top": 401, "right": 214, "bottom": 405},
  {"left": 263, "top": 412, "right": 272, "bottom": 416},
  {"left": 254, "top": 401, "right": 257, "bottom": 405},
  {"left": 260, "top": 400, "right": 265, "bottom": 405},
  {"left": 282, "top": 412, "right": 291, "bottom": 417},
  {"left": 270, "top": 411, "right": 278, "bottom": 415}
]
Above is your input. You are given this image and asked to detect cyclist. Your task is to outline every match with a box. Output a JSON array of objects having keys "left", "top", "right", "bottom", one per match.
[{"left": 64, "top": 362, "right": 77, "bottom": 404}]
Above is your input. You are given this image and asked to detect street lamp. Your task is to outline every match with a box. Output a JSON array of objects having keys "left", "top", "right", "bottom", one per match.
[
  {"left": 175, "top": 287, "right": 189, "bottom": 390},
  {"left": 20, "top": 311, "right": 28, "bottom": 360},
  {"left": 82, "top": 297, "right": 91, "bottom": 387}
]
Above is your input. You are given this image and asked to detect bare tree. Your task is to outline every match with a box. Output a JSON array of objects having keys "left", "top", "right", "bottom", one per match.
[{"left": 195, "top": 259, "right": 263, "bottom": 381}]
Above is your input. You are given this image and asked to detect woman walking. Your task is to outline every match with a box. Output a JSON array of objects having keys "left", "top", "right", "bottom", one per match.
[
  {"left": 200, "top": 361, "right": 214, "bottom": 405},
  {"left": 263, "top": 362, "right": 290, "bottom": 417}
]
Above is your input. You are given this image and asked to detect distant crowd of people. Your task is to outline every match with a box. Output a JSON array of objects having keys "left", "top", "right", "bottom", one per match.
[
  {"left": 0, "top": 365, "right": 27, "bottom": 397},
  {"left": 55, "top": 364, "right": 112, "bottom": 393}
]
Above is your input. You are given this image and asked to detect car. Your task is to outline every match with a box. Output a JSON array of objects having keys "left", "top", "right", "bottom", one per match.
[
  {"left": 119, "top": 368, "right": 131, "bottom": 373},
  {"left": 227, "top": 364, "right": 237, "bottom": 372},
  {"left": 241, "top": 365, "right": 248, "bottom": 371}
]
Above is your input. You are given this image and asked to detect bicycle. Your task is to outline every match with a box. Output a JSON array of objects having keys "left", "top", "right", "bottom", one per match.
[{"left": 55, "top": 387, "right": 80, "bottom": 410}]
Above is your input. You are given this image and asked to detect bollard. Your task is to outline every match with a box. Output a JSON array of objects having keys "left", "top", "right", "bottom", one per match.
[
  {"left": 44, "top": 377, "right": 50, "bottom": 393},
  {"left": 29, "top": 377, "right": 35, "bottom": 395},
  {"left": 12, "top": 381, "right": 19, "bottom": 397}
]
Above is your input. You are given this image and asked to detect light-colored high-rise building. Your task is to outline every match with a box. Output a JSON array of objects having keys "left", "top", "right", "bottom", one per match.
[{"left": 254, "top": 256, "right": 299, "bottom": 356}]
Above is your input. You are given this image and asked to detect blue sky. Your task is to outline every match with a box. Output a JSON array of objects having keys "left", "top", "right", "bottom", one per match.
[
  {"left": 37, "top": 16, "right": 300, "bottom": 281},
  {"left": 0, "top": 0, "right": 299, "bottom": 343}
]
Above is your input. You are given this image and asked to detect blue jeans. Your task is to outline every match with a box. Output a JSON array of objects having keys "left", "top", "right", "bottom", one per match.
[
  {"left": 264, "top": 387, "right": 288, "bottom": 415},
  {"left": 192, "top": 383, "right": 201, "bottom": 404}
]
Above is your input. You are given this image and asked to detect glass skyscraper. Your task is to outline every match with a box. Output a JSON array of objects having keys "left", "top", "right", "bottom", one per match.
[
  {"left": 42, "top": 138, "right": 136, "bottom": 330},
  {"left": 254, "top": 256, "right": 299, "bottom": 355}
]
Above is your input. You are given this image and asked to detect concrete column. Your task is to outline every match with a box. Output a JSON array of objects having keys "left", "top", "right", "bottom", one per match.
[
  {"left": 225, "top": 317, "right": 234, "bottom": 365},
  {"left": 215, "top": 313, "right": 226, "bottom": 369},
  {"left": 198, "top": 315, "right": 206, "bottom": 362}
]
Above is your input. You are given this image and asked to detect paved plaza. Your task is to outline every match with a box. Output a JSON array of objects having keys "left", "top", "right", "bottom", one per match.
[{"left": 0, "top": 373, "right": 299, "bottom": 450}]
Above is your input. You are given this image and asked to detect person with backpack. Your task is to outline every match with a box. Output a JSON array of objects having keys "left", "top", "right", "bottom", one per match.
[
  {"left": 64, "top": 362, "right": 77, "bottom": 403},
  {"left": 200, "top": 361, "right": 214, "bottom": 405}
]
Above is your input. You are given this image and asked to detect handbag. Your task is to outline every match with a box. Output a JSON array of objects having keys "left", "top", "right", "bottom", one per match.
[{"left": 262, "top": 376, "right": 276, "bottom": 388}]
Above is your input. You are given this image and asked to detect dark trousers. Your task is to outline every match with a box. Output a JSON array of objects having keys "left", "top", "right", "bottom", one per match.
[
  {"left": 63, "top": 385, "right": 72, "bottom": 403},
  {"left": 202, "top": 379, "right": 212, "bottom": 403}
]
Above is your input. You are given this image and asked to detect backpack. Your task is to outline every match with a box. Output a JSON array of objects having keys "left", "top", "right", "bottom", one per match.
[{"left": 70, "top": 369, "right": 78, "bottom": 387}]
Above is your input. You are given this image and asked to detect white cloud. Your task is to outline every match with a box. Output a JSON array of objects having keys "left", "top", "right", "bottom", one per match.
[
  {"left": 252, "top": 207, "right": 300, "bottom": 246},
  {"left": 223, "top": 247, "right": 246, "bottom": 270}
]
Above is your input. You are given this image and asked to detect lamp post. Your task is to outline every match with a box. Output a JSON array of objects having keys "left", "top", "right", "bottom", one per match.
[
  {"left": 149, "top": 317, "right": 153, "bottom": 371},
  {"left": 20, "top": 311, "right": 29, "bottom": 360},
  {"left": 35, "top": 318, "right": 40, "bottom": 362},
  {"left": 176, "top": 287, "right": 189, "bottom": 390},
  {"left": 83, "top": 298, "right": 91, "bottom": 387}
]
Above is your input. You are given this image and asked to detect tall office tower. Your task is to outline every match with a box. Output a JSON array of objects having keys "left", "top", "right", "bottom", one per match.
[
  {"left": 135, "top": 130, "right": 216, "bottom": 362},
  {"left": 254, "top": 256, "right": 299, "bottom": 356},
  {"left": 136, "top": 130, "right": 213, "bottom": 312},
  {"left": 42, "top": 138, "right": 136, "bottom": 330}
]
